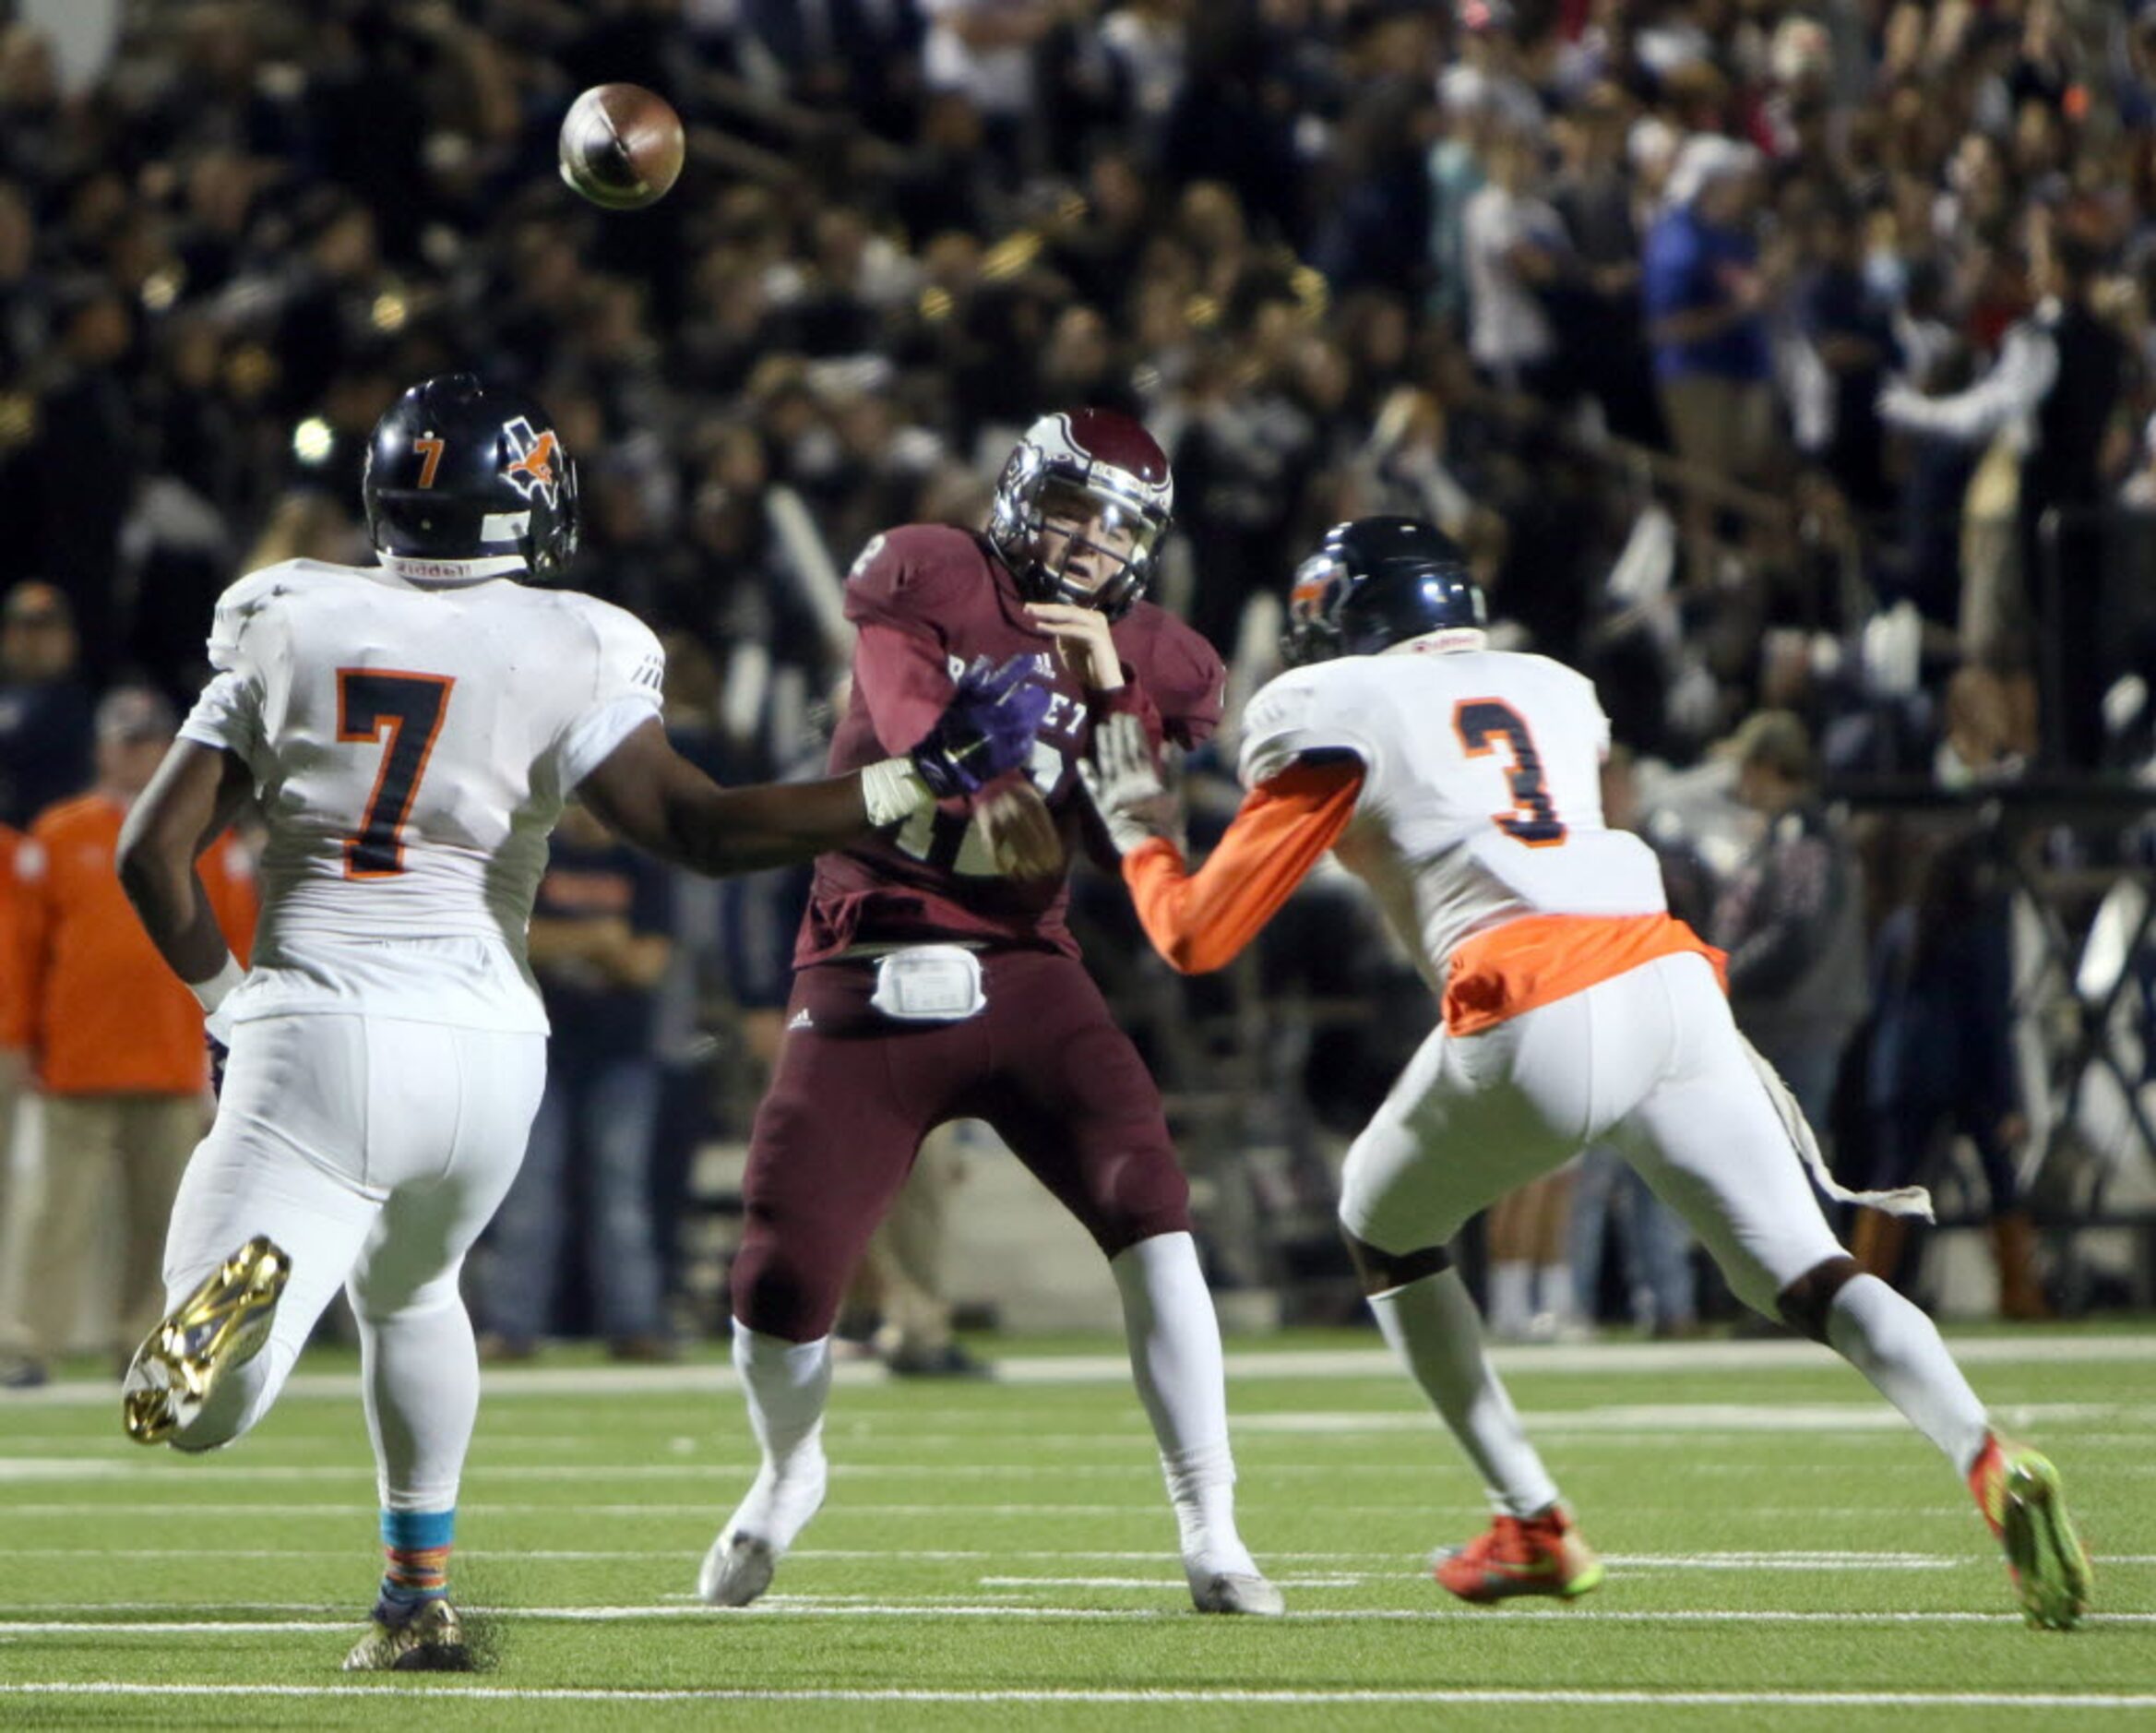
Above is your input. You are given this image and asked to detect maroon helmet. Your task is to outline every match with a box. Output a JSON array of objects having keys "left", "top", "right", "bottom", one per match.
[{"left": 986, "top": 409, "right": 1173, "bottom": 618}]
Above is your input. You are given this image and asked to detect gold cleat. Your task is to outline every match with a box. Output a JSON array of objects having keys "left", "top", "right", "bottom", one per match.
[
  {"left": 121, "top": 1235, "right": 290, "bottom": 1445},
  {"left": 343, "top": 1598, "right": 473, "bottom": 1672}
]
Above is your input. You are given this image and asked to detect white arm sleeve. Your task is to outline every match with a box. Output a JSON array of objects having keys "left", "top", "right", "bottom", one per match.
[
  {"left": 176, "top": 574, "right": 279, "bottom": 765},
  {"left": 1238, "top": 672, "right": 1377, "bottom": 791},
  {"left": 557, "top": 602, "right": 668, "bottom": 791},
  {"left": 1879, "top": 323, "right": 2058, "bottom": 447}
]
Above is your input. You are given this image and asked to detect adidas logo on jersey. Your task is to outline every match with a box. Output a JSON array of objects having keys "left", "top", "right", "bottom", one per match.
[{"left": 786, "top": 1009, "right": 814, "bottom": 1032}]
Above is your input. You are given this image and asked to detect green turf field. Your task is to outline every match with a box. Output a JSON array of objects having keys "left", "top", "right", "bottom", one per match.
[{"left": 2, "top": 1328, "right": 2150, "bottom": 1729}]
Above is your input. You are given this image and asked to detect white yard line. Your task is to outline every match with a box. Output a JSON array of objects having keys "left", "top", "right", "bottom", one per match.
[
  {"left": 5, "top": 1681, "right": 2156, "bottom": 1709},
  {"left": 2, "top": 1332, "right": 2152, "bottom": 1411},
  {"left": 6, "top": 1606, "right": 2152, "bottom": 1626}
]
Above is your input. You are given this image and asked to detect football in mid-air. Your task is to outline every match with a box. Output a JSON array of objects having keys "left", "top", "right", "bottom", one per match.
[{"left": 558, "top": 84, "right": 685, "bottom": 210}]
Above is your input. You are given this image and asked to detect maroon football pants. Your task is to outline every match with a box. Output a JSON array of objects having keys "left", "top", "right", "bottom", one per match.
[{"left": 730, "top": 949, "right": 1193, "bottom": 1342}]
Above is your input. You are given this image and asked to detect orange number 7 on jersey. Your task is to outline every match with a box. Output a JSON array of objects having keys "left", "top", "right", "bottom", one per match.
[
  {"left": 338, "top": 669, "right": 454, "bottom": 878},
  {"left": 1454, "top": 699, "right": 1567, "bottom": 847}
]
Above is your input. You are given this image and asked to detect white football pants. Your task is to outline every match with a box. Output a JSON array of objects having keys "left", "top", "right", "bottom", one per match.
[
  {"left": 1341, "top": 952, "right": 1843, "bottom": 1313},
  {"left": 158, "top": 1013, "right": 545, "bottom": 1509}
]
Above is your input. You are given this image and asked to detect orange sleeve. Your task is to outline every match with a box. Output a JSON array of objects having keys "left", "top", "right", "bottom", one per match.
[{"left": 1120, "top": 759, "right": 1364, "bottom": 974}]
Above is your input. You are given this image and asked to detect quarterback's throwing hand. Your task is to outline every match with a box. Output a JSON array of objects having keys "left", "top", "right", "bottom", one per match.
[
  {"left": 910, "top": 653, "right": 1051, "bottom": 798},
  {"left": 1025, "top": 603, "right": 1125, "bottom": 692},
  {"left": 1078, "top": 712, "right": 1179, "bottom": 855}
]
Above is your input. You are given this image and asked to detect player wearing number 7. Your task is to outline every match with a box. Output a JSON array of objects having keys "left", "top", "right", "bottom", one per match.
[
  {"left": 1082, "top": 516, "right": 2092, "bottom": 1631},
  {"left": 109, "top": 374, "right": 1053, "bottom": 1671}
]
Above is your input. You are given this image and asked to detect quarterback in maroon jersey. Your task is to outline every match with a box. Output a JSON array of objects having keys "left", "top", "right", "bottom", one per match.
[{"left": 702, "top": 410, "right": 1282, "bottom": 1618}]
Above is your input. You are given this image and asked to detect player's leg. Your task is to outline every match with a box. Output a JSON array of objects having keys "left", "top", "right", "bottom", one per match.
[
  {"left": 705, "top": 962, "right": 958, "bottom": 1605},
  {"left": 976, "top": 951, "right": 1278, "bottom": 1615},
  {"left": 1338, "top": 1006, "right": 1603, "bottom": 1603},
  {"left": 1619, "top": 954, "right": 2090, "bottom": 1629},
  {"left": 125, "top": 1016, "right": 385, "bottom": 1449},
  {"left": 340, "top": 1021, "right": 545, "bottom": 1672}
]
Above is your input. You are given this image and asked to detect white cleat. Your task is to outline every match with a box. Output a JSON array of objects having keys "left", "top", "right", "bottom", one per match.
[
  {"left": 1190, "top": 1572, "right": 1286, "bottom": 1616},
  {"left": 697, "top": 1530, "right": 780, "bottom": 1607}
]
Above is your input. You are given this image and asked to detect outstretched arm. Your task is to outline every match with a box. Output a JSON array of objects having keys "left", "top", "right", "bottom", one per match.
[
  {"left": 581, "top": 652, "right": 1057, "bottom": 879},
  {"left": 116, "top": 740, "right": 256, "bottom": 991},
  {"left": 1082, "top": 713, "right": 1364, "bottom": 974},
  {"left": 579, "top": 719, "right": 899, "bottom": 876}
]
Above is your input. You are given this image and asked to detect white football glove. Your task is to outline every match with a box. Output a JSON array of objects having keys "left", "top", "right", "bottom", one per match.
[{"left": 1078, "top": 711, "right": 1181, "bottom": 856}]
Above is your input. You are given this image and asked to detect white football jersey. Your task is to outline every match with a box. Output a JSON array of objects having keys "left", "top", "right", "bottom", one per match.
[
  {"left": 1239, "top": 639, "right": 1667, "bottom": 990},
  {"left": 179, "top": 558, "right": 665, "bottom": 1031}
]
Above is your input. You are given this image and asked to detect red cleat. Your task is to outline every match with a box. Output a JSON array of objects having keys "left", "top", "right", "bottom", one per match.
[{"left": 1433, "top": 1505, "right": 1604, "bottom": 1604}]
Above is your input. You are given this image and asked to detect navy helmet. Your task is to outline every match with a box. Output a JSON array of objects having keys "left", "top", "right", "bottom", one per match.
[
  {"left": 363, "top": 374, "right": 579, "bottom": 576},
  {"left": 1280, "top": 517, "right": 1484, "bottom": 667}
]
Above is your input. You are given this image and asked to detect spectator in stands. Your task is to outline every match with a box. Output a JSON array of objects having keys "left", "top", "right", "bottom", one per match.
[
  {"left": 1860, "top": 830, "right": 2049, "bottom": 1321},
  {"left": 1643, "top": 135, "right": 1778, "bottom": 582},
  {"left": 1711, "top": 710, "right": 1866, "bottom": 1138},
  {"left": 0, "top": 581, "right": 93, "bottom": 831},
  {"left": 0, "top": 687, "right": 255, "bottom": 1388},
  {"left": 480, "top": 800, "right": 676, "bottom": 1364},
  {"left": 1460, "top": 125, "right": 1564, "bottom": 398},
  {"left": 1880, "top": 227, "right": 2132, "bottom": 770}
]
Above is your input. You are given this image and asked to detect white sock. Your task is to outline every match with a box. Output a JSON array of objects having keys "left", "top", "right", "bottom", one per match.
[
  {"left": 1537, "top": 1261, "right": 1577, "bottom": 1324},
  {"left": 1370, "top": 1267, "right": 1560, "bottom": 1517},
  {"left": 361, "top": 1293, "right": 481, "bottom": 1512},
  {"left": 1488, "top": 1261, "right": 1533, "bottom": 1337},
  {"left": 726, "top": 1321, "right": 832, "bottom": 1551},
  {"left": 1826, "top": 1275, "right": 1992, "bottom": 1475},
  {"left": 1110, "top": 1232, "right": 1259, "bottom": 1581}
]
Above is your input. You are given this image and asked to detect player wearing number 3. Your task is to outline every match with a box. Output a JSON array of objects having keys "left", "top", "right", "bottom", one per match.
[
  {"left": 1083, "top": 517, "right": 2091, "bottom": 1631},
  {"left": 699, "top": 409, "right": 1282, "bottom": 1618},
  {"left": 109, "top": 375, "right": 1052, "bottom": 1670}
]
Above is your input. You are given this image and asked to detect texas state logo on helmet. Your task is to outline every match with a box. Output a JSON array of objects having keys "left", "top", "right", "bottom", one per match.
[
  {"left": 987, "top": 408, "right": 1173, "bottom": 619},
  {"left": 362, "top": 375, "right": 581, "bottom": 578}
]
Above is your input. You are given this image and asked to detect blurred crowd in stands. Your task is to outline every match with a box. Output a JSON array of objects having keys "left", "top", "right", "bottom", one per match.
[{"left": 6, "top": 0, "right": 2156, "bottom": 1367}]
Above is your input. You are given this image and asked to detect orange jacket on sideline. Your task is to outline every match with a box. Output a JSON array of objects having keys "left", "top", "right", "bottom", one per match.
[{"left": 16, "top": 793, "right": 257, "bottom": 1095}]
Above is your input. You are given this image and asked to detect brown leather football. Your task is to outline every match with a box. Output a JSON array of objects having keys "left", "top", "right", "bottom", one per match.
[{"left": 558, "top": 84, "right": 685, "bottom": 211}]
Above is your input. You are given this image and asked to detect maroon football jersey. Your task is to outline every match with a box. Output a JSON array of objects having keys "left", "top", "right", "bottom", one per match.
[{"left": 795, "top": 524, "right": 1223, "bottom": 964}]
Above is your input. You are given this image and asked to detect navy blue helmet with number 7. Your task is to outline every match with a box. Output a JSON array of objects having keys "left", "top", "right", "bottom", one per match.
[
  {"left": 362, "top": 374, "right": 581, "bottom": 577},
  {"left": 1280, "top": 517, "right": 1484, "bottom": 667}
]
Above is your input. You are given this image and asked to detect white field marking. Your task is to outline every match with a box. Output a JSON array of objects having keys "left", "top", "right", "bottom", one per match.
[
  {"left": 1237, "top": 1402, "right": 2156, "bottom": 1435},
  {"left": 0, "top": 1500, "right": 1155, "bottom": 1509},
  {"left": 9, "top": 1608, "right": 2156, "bottom": 1630},
  {"left": 3, "top": 1331, "right": 2152, "bottom": 1411},
  {"left": 18, "top": 1548, "right": 2095, "bottom": 1576},
  {"left": 0, "top": 1500, "right": 2004, "bottom": 1524},
  {"left": 0, "top": 1460, "right": 130, "bottom": 1482},
  {"left": 7, "top": 1684, "right": 2156, "bottom": 1710},
  {"left": 12, "top": 1404, "right": 2148, "bottom": 1461}
]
